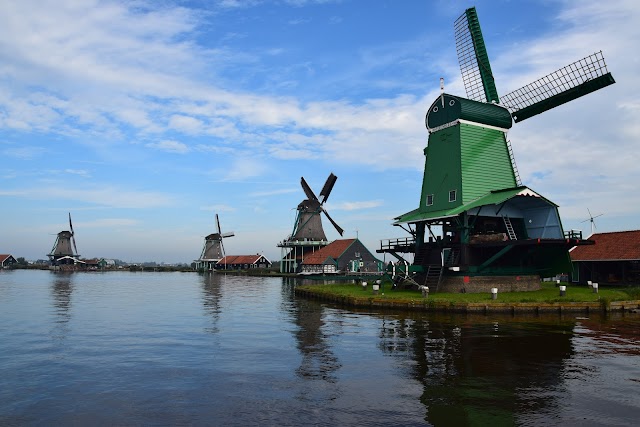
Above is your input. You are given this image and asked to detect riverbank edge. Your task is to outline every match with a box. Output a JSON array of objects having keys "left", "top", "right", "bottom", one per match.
[{"left": 294, "top": 287, "right": 640, "bottom": 314}]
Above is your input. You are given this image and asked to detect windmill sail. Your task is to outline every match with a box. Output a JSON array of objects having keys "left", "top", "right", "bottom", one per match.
[
  {"left": 454, "top": 7, "right": 499, "bottom": 103},
  {"left": 455, "top": 7, "right": 615, "bottom": 123},
  {"left": 300, "top": 177, "right": 318, "bottom": 202},
  {"left": 322, "top": 207, "right": 344, "bottom": 236},
  {"left": 319, "top": 173, "right": 337, "bottom": 204},
  {"left": 69, "top": 213, "right": 78, "bottom": 255},
  {"left": 500, "top": 51, "right": 615, "bottom": 122}
]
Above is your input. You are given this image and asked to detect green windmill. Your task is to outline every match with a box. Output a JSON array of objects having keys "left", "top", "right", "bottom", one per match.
[{"left": 379, "top": 7, "right": 615, "bottom": 293}]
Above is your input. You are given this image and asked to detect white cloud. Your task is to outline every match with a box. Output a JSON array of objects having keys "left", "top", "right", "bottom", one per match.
[
  {"left": 2, "top": 145, "right": 47, "bottom": 159},
  {"left": 78, "top": 218, "right": 139, "bottom": 228},
  {"left": 249, "top": 188, "right": 298, "bottom": 197},
  {"left": 64, "top": 169, "right": 91, "bottom": 178},
  {"left": 169, "top": 115, "right": 204, "bottom": 134},
  {"left": 217, "top": 0, "right": 261, "bottom": 9},
  {"left": 327, "top": 200, "right": 384, "bottom": 211},
  {"left": 222, "top": 157, "right": 269, "bottom": 181},
  {"left": 1, "top": 185, "right": 174, "bottom": 209},
  {"left": 145, "top": 140, "right": 190, "bottom": 154}
]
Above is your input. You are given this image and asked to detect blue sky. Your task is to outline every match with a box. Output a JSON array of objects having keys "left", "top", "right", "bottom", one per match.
[{"left": 1, "top": 0, "right": 638, "bottom": 264}]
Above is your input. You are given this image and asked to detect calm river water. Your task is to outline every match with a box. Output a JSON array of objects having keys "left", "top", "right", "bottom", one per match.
[{"left": 1, "top": 270, "right": 639, "bottom": 426}]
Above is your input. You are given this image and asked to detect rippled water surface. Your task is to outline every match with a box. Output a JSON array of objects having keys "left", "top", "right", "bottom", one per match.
[{"left": 1, "top": 270, "right": 639, "bottom": 426}]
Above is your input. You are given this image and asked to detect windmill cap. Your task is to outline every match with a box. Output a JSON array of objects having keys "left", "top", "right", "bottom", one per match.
[{"left": 426, "top": 94, "right": 512, "bottom": 131}]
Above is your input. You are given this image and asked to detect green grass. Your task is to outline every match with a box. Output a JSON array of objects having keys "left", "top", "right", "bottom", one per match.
[{"left": 298, "top": 281, "right": 638, "bottom": 304}]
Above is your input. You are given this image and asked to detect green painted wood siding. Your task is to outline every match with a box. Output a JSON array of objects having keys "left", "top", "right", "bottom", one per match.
[
  {"left": 419, "top": 128, "right": 462, "bottom": 212},
  {"left": 460, "top": 123, "right": 516, "bottom": 202}
]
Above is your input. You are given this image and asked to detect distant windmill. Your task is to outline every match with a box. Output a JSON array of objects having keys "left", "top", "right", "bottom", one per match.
[
  {"left": 581, "top": 208, "right": 603, "bottom": 236},
  {"left": 48, "top": 213, "right": 79, "bottom": 265},
  {"left": 278, "top": 173, "right": 344, "bottom": 273},
  {"left": 197, "top": 214, "right": 235, "bottom": 271},
  {"left": 291, "top": 173, "right": 344, "bottom": 241}
]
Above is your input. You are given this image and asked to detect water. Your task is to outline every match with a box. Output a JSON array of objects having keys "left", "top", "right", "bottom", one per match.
[{"left": 1, "top": 270, "right": 639, "bottom": 426}]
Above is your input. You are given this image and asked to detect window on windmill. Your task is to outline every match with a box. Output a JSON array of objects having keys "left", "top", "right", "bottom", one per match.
[
  {"left": 449, "top": 190, "right": 457, "bottom": 202},
  {"left": 426, "top": 194, "right": 434, "bottom": 206}
]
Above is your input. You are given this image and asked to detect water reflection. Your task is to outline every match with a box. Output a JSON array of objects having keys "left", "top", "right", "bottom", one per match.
[
  {"left": 199, "top": 272, "right": 223, "bottom": 334},
  {"left": 378, "top": 313, "right": 575, "bottom": 425},
  {"left": 49, "top": 272, "right": 74, "bottom": 342},
  {"left": 50, "top": 272, "right": 74, "bottom": 323},
  {"left": 282, "top": 278, "right": 341, "bottom": 383},
  {"left": 574, "top": 315, "right": 640, "bottom": 357}
]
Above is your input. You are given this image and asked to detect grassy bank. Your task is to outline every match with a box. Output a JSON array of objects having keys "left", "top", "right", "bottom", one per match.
[{"left": 297, "top": 281, "right": 640, "bottom": 304}]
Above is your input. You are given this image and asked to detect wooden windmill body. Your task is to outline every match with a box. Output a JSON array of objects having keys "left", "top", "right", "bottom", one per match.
[{"left": 379, "top": 7, "right": 614, "bottom": 292}]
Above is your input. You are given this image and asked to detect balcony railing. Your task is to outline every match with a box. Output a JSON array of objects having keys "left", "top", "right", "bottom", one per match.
[
  {"left": 379, "top": 237, "right": 416, "bottom": 251},
  {"left": 564, "top": 229, "right": 583, "bottom": 239}
]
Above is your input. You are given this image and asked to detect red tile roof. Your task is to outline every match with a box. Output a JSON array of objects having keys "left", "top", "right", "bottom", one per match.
[
  {"left": 302, "top": 239, "right": 356, "bottom": 265},
  {"left": 217, "top": 255, "right": 269, "bottom": 265},
  {"left": 570, "top": 230, "right": 640, "bottom": 261},
  {"left": 0, "top": 254, "right": 14, "bottom": 263}
]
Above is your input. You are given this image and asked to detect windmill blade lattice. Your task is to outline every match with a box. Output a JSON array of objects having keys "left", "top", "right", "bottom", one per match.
[
  {"left": 454, "top": 7, "right": 615, "bottom": 124},
  {"left": 500, "top": 51, "right": 615, "bottom": 122},
  {"left": 454, "top": 7, "right": 499, "bottom": 104}
]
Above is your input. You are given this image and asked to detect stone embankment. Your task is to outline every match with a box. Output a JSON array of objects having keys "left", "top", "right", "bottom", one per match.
[{"left": 294, "top": 288, "right": 640, "bottom": 314}]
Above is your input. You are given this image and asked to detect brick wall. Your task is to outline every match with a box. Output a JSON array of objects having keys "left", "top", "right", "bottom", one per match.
[{"left": 437, "top": 275, "right": 541, "bottom": 293}]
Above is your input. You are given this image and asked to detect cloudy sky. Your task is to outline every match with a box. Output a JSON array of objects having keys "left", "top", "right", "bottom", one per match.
[{"left": 1, "top": 0, "right": 638, "bottom": 263}]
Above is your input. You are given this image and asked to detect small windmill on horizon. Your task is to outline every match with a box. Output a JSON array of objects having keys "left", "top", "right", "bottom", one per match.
[
  {"left": 582, "top": 208, "right": 604, "bottom": 236},
  {"left": 195, "top": 213, "right": 234, "bottom": 272}
]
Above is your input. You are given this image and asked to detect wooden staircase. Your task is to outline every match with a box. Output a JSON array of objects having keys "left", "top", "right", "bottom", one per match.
[
  {"left": 414, "top": 247, "right": 427, "bottom": 266},
  {"left": 424, "top": 264, "right": 443, "bottom": 292},
  {"left": 444, "top": 248, "right": 460, "bottom": 266}
]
